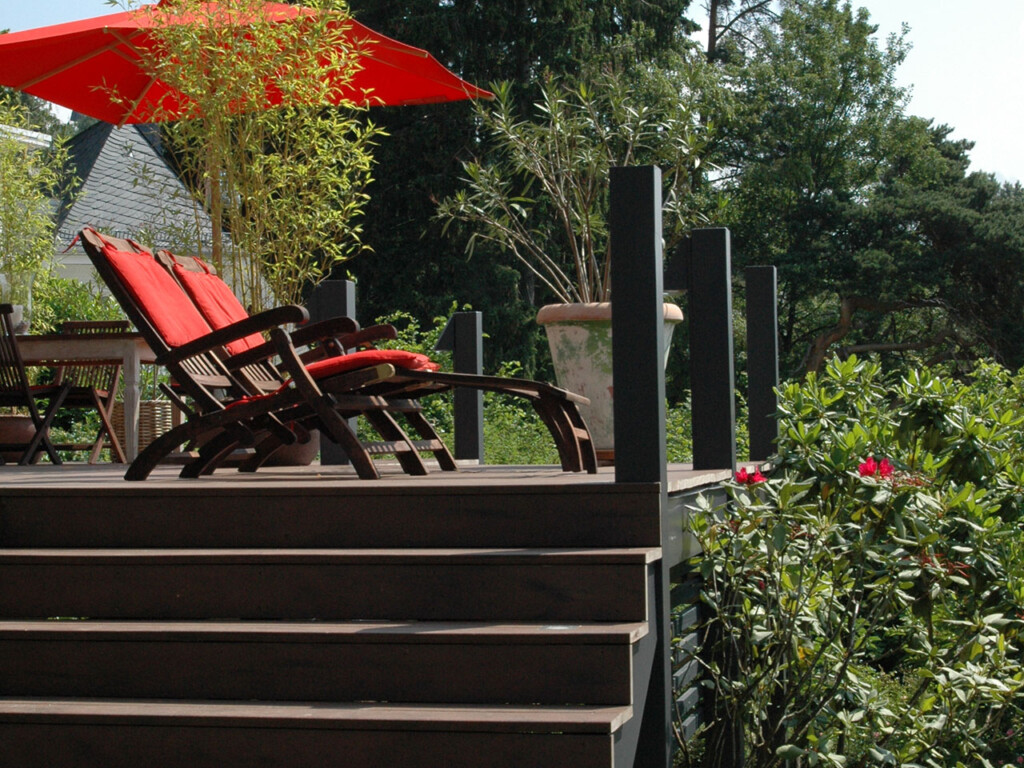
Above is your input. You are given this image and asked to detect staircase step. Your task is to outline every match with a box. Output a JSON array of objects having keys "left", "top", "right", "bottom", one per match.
[
  {"left": 0, "top": 698, "right": 630, "bottom": 768},
  {"left": 0, "top": 482, "right": 663, "bottom": 549},
  {"left": 0, "top": 619, "right": 646, "bottom": 705},
  {"left": 0, "top": 548, "right": 658, "bottom": 622}
]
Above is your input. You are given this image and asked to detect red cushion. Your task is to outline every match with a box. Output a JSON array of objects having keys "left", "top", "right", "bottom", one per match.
[
  {"left": 172, "top": 260, "right": 264, "bottom": 356},
  {"left": 103, "top": 247, "right": 212, "bottom": 347},
  {"left": 303, "top": 349, "right": 440, "bottom": 380}
]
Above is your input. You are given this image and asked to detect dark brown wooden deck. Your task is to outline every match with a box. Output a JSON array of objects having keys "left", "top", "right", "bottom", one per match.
[{"left": 0, "top": 461, "right": 727, "bottom": 768}]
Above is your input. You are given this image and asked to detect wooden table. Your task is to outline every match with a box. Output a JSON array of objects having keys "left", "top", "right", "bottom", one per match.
[{"left": 17, "top": 332, "right": 157, "bottom": 461}]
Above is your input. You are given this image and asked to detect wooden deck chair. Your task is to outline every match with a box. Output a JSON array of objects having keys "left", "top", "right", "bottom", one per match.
[
  {"left": 0, "top": 304, "right": 71, "bottom": 465},
  {"left": 51, "top": 320, "right": 130, "bottom": 464},
  {"left": 158, "top": 250, "right": 598, "bottom": 475},
  {"left": 78, "top": 227, "right": 456, "bottom": 481}
]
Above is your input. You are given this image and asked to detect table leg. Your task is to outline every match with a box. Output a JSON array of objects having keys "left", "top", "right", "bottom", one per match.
[{"left": 122, "top": 347, "right": 141, "bottom": 461}]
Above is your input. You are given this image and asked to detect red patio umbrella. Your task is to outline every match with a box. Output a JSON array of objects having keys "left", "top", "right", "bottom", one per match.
[{"left": 0, "top": 1, "right": 492, "bottom": 125}]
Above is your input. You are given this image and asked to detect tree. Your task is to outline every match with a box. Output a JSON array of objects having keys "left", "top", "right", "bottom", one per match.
[
  {"left": 0, "top": 88, "right": 65, "bottom": 137},
  {"left": 0, "top": 99, "right": 76, "bottom": 322},
  {"left": 698, "top": 0, "right": 777, "bottom": 63},
  {"left": 713, "top": 0, "right": 916, "bottom": 374}
]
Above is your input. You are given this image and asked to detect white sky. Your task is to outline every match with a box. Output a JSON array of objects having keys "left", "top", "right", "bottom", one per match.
[{"left": 5, "top": 0, "right": 1023, "bottom": 183}]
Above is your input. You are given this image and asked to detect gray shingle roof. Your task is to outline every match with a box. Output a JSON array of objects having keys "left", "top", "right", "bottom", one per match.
[{"left": 56, "top": 122, "right": 214, "bottom": 253}]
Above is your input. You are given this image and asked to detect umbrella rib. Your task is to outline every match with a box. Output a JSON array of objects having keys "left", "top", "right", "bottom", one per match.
[
  {"left": 106, "top": 29, "right": 147, "bottom": 63},
  {"left": 119, "top": 74, "right": 162, "bottom": 127},
  {"left": 15, "top": 37, "right": 126, "bottom": 90}
]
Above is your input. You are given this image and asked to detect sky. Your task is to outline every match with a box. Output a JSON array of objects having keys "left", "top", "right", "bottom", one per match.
[{"left": 4, "top": 1, "right": 1023, "bottom": 183}]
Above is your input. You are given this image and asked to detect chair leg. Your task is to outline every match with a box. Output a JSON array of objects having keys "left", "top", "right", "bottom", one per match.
[
  {"left": 396, "top": 407, "right": 459, "bottom": 472},
  {"left": 92, "top": 392, "right": 126, "bottom": 464},
  {"left": 126, "top": 419, "right": 199, "bottom": 480},
  {"left": 363, "top": 410, "right": 429, "bottom": 476},
  {"left": 182, "top": 429, "right": 245, "bottom": 478},
  {"left": 317, "top": 406, "right": 380, "bottom": 479},
  {"left": 19, "top": 385, "right": 71, "bottom": 466},
  {"left": 530, "top": 395, "right": 598, "bottom": 474}
]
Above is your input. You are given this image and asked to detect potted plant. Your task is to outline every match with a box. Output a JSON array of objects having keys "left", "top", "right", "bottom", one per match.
[
  {"left": 121, "top": 0, "right": 384, "bottom": 314},
  {"left": 438, "top": 65, "right": 711, "bottom": 457}
]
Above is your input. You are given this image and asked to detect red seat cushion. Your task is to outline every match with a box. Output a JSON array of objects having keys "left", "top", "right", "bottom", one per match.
[
  {"left": 103, "top": 247, "right": 212, "bottom": 347},
  {"left": 171, "top": 259, "right": 265, "bottom": 356},
  {"left": 228, "top": 349, "right": 439, "bottom": 406},
  {"left": 303, "top": 349, "right": 440, "bottom": 380}
]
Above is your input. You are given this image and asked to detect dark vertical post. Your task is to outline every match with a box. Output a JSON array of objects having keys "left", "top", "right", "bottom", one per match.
[
  {"left": 611, "top": 170, "right": 667, "bottom": 485},
  {"left": 307, "top": 279, "right": 356, "bottom": 465},
  {"left": 745, "top": 266, "right": 779, "bottom": 461},
  {"left": 610, "top": 166, "right": 671, "bottom": 767},
  {"left": 435, "top": 311, "right": 484, "bottom": 462},
  {"left": 689, "top": 228, "right": 737, "bottom": 471}
]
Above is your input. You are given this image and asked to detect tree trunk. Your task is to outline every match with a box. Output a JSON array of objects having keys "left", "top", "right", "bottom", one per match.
[{"left": 801, "top": 295, "right": 949, "bottom": 374}]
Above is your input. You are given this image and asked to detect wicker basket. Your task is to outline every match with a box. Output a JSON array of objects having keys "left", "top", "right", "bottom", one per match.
[{"left": 112, "top": 400, "right": 175, "bottom": 454}]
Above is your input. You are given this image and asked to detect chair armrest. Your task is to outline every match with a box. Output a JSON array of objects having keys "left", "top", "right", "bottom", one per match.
[
  {"left": 342, "top": 324, "right": 398, "bottom": 349},
  {"left": 289, "top": 316, "right": 360, "bottom": 347},
  {"left": 224, "top": 316, "right": 389, "bottom": 369}
]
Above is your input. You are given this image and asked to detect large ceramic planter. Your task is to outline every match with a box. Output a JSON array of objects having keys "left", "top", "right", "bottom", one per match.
[
  {"left": 537, "top": 302, "right": 683, "bottom": 461},
  {"left": 0, "top": 414, "right": 37, "bottom": 463}
]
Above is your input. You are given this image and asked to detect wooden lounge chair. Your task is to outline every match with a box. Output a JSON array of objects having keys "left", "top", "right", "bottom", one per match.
[
  {"left": 158, "top": 249, "right": 598, "bottom": 475},
  {"left": 81, "top": 228, "right": 595, "bottom": 479},
  {"left": 79, "top": 227, "right": 450, "bottom": 480},
  {"left": 51, "top": 319, "right": 130, "bottom": 463},
  {"left": 0, "top": 304, "right": 71, "bottom": 465}
]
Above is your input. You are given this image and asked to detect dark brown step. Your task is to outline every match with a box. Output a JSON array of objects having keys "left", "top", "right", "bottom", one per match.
[
  {"left": 0, "top": 619, "right": 646, "bottom": 705},
  {"left": 0, "top": 548, "right": 659, "bottom": 622},
  {"left": 0, "top": 481, "right": 663, "bottom": 549},
  {"left": 0, "top": 698, "right": 630, "bottom": 768}
]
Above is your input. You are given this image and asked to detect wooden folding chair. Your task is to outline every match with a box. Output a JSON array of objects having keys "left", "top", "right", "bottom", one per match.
[
  {"left": 51, "top": 320, "right": 130, "bottom": 464},
  {"left": 0, "top": 304, "right": 71, "bottom": 465}
]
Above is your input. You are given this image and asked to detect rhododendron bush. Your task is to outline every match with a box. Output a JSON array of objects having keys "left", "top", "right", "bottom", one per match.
[{"left": 684, "top": 356, "right": 1024, "bottom": 768}]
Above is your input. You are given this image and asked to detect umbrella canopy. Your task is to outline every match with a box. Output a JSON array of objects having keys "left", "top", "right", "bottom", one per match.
[{"left": 0, "top": 1, "right": 492, "bottom": 124}]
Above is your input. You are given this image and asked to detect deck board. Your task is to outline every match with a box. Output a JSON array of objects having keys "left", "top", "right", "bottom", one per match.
[{"left": 0, "top": 461, "right": 728, "bottom": 493}]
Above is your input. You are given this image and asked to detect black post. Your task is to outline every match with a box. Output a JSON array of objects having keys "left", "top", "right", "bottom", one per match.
[
  {"left": 307, "top": 279, "right": 357, "bottom": 465},
  {"left": 610, "top": 166, "right": 672, "bottom": 767},
  {"left": 745, "top": 266, "right": 779, "bottom": 462},
  {"left": 435, "top": 311, "right": 484, "bottom": 462},
  {"left": 689, "top": 228, "right": 737, "bottom": 471}
]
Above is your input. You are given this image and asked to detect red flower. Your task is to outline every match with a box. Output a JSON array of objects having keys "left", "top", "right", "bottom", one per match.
[
  {"left": 735, "top": 467, "right": 766, "bottom": 484},
  {"left": 859, "top": 456, "right": 894, "bottom": 478}
]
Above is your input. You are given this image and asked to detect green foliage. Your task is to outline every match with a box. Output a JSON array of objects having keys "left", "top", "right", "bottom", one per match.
[
  {"left": 686, "top": 356, "right": 1024, "bottom": 767},
  {"left": 0, "top": 88, "right": 67, "bottom": 137},
  {"left": 482, "top": 359, "right": 560, "bottom": 466},
  {"left": 0, "top": 100, "right": 76, "bottom": 314},
  {"left": 29, "top": 274, "right": 125, "bottom": 335}
]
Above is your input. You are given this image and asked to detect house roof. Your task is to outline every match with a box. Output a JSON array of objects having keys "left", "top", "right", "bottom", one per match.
[
  {"left": 56, "top": 121, "right": 212, "bottom": 252},
  {"left": 0, "top": 123, "right": 52, "bottom": 149}
]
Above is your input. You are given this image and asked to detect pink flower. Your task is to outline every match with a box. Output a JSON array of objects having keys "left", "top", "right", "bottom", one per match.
[
  {"left": 735, "top": 467, "right": 766, "bottom": 485},
  {"left": 859, "top": 456, "right": 894, "bottom": 478}
]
